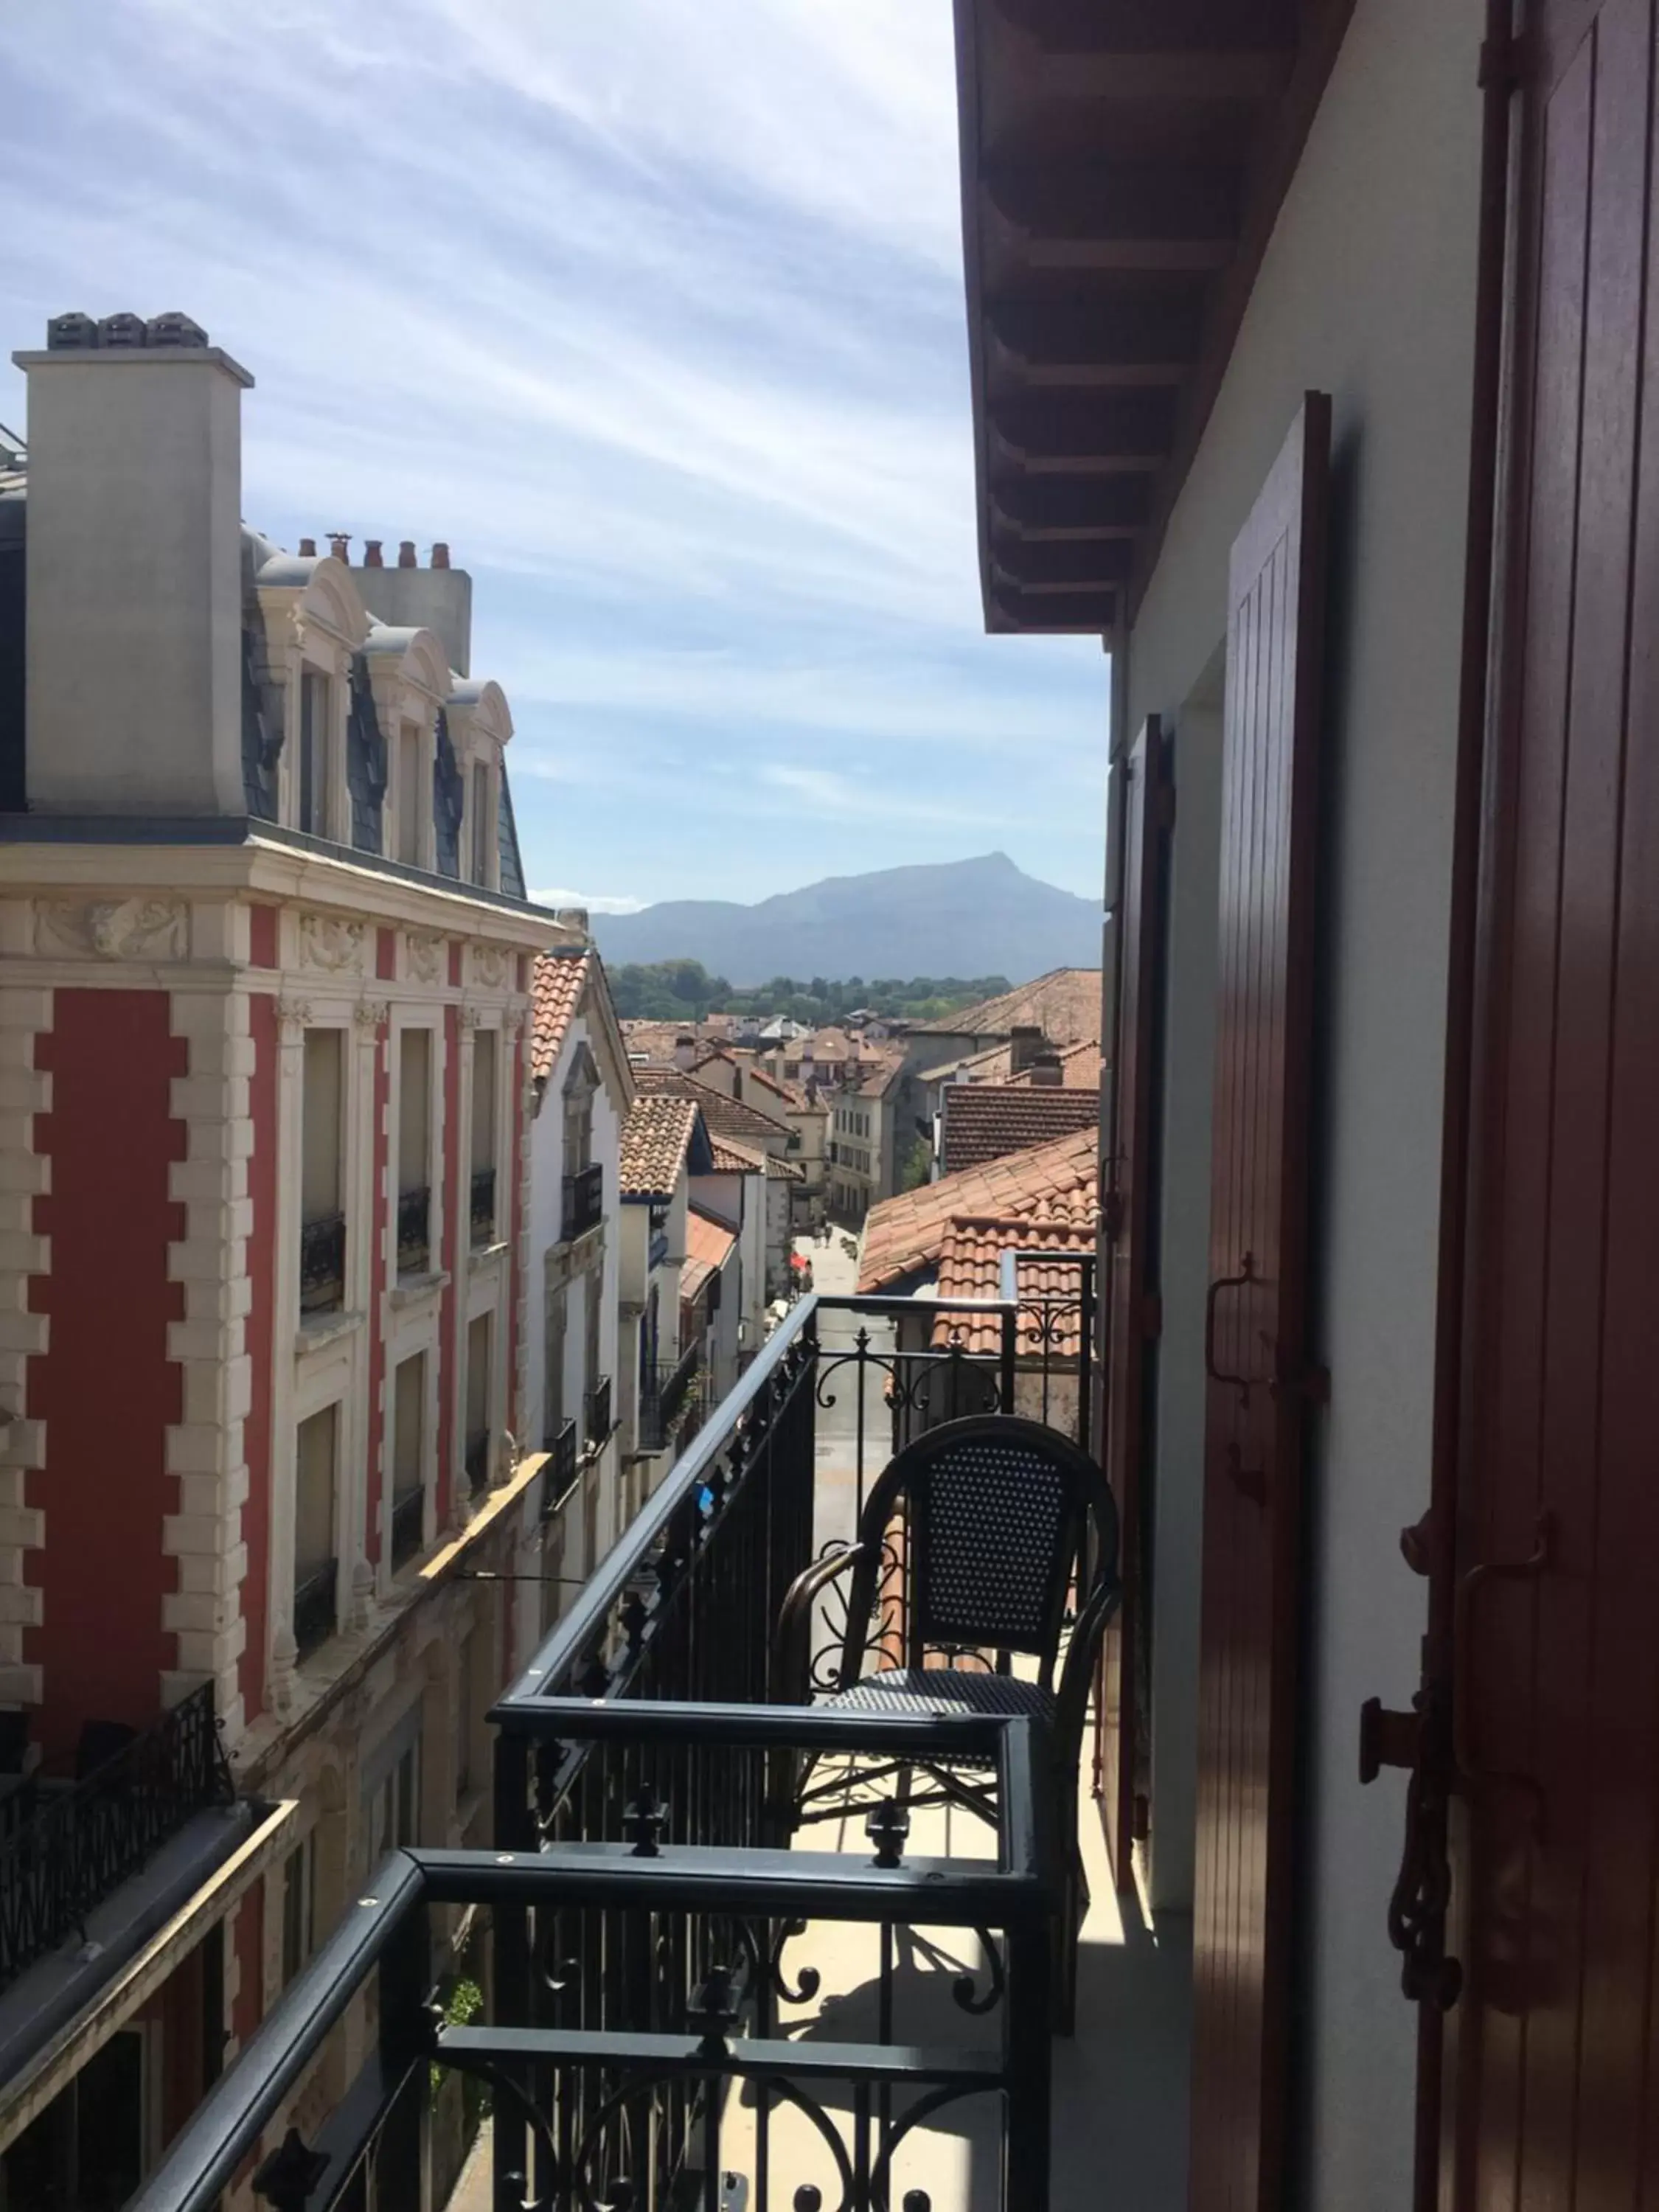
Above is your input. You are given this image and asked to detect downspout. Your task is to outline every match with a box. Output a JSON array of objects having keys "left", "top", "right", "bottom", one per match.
[{"left": 1411, "top": 3, "right": 1517, "bottom": 2203}]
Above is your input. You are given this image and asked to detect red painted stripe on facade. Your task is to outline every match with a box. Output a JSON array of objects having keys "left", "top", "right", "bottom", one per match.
[
  {"left": 437, "top": 1003, "right": 460, "bottom": 1531},
  {"left": 365, "top": 1017, "right": 389, "bottom": 1566},
  {"left": 376, "top": 927, "right": 396, "bottom": 981},
  {"left": 241, "top": 992, "right": 277, "bottom": 1723},
  {"left": 448, "top": 941, "right": 462, "bottom": 990},
  {"left": 248, "top": 906, "right": 278, "bottom": 969},
  {"left": 27, "top": 992, "right": 184, "bottom": 1763}
]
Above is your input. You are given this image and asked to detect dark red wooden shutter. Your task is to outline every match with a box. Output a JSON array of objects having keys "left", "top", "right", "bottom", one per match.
[
  {"left": 1099, "top": 714, "right": 1172, "bottom": 1887},
  {"left": 1191, "top": 392, "right": 1330, "bottom": 2212},
  {"left": 1450, "top": 4, "right": 1659, "bottom": 2202}
]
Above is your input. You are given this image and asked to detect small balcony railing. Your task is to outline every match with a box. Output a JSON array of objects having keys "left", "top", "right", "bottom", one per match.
[
  {"left": 638, "top": 1343, "right": 701, "bottom": 1453},
  {"left": 390, "top": 1485, "right": 424, "bottom": 1568},
  {"left": 0, "top": 1684, "right": 233, "bottom": 1991},
  {"left": 543, "top": 1416, "right": 579, "bottom": 1512},
  {"left": 561, "top": 1160, "right": 604, "bottom": 1242},
  {"left": 395, "top": 1184, "right": 430, "bottom": 1275},
  {"left": 583, "top": 1373, "right": 612, "bottom": 1453},
  {"left": 292, "top": 1557, "right": 337, "bottom": 1658},
  {"left": 132, "top": 1260, "right": 1096, "bottom": 2212},
  {"left": 470, "top": 1166, "right": 497, "bottom": 1248},
  {"left": 298, "top": 1211, "right": 346, "bottom": 1314}
]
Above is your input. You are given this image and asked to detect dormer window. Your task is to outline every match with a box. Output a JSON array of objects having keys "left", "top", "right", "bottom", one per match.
[
  {"left": 297, "top": 669, "right": 331, "bottom": 836},
  {"left": 395, "top": 720, "right": 430, "bottom": 868},
  {"left": 469, "top": 762, "right": 493, "bottom": 885}
]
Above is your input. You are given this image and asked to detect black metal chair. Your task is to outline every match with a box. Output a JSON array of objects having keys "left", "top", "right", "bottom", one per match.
[{"left": 775, "top": 1413, "right": 1120, "bottom": 2025}]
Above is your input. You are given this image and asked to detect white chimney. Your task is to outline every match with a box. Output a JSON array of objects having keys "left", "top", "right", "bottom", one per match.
[
  {"left": 674, "top": 1033, "right": 696, "bottom": 1071},
  {"left": 15, "top": 313, "right": 253, "bottom": 815}
]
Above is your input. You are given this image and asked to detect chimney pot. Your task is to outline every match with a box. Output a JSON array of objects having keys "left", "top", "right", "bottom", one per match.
[
  {"left": 298, "top": 537, "right": 317, "bottom": 557},
  {"left": 431, "top": 542, "right": 451, "bottom": 569},
  {"left": 328, "top": 532, "right": 350, "bottom": 563},
  {"left": 397, "top": 540, "right": 417, "bottom": 568},
  {"left": 364, "top": 539, "right": 383, "bottom": 567}
]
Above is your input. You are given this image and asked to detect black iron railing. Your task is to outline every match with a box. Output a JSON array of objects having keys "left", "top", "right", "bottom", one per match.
[
  {"left": 390, "top": 1486, "right": 424, "bottom": 1568},
  {"left": 129, "top": 1285, "right": 1095, "bottom": 2212},
  {"left": 561, "top": 1160, "right": 604, "bottom": 1242},
  {"left": 466, "top": 1430, "right": 490, "bottom": 1498},
  {"left": 395, "top": 1184, "right": 430, "bottom": 1275},
  {"left": 0, "top": 1683, "right": 233, "bottom": 1989},
  {"left": 299, "top": 1211, "right": 346, "bottom": 1314},
  {"left": 470, "top": 1166, "right": 497, "bottom": 1246},
  {"left": 543, "top": 1417, "right": 579, "bottom": 1510},
  {"left": 582, "top": 1374, "right": 611, "bottom": 1452},
  {"left": 638, "top": 1341, "right": 701, "bottom": 1452},
  {"left": 292, "top": 1559, "right": 337, "bottom": 1658}
]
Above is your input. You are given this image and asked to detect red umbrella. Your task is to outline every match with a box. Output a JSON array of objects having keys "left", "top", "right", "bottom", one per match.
[{"left": 790, "top": 1252, "right": 809, "bottom": 1270}]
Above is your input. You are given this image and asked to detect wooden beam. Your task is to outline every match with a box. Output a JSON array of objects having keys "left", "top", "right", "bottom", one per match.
[
  {"left": 987, "top": 291, "right": 1206, "bottom": 385},
  {"left": 992, "top": 538, "right": 1136, "bottom": 591},
  {"left": 990, "top": 583, "right": 1118, "bottom": 633},
  {"left": 992, "top": 392, "right": 1172, "bottom": 469},
  {"left": 991, "top": 476, "right": 1153, "bottom": 538},
  {"left": 993, "top": 0, "right": 1298, "bottom": 54},
  {"left": 985, "top": 162, "right": 1241, "bottom": 271}
]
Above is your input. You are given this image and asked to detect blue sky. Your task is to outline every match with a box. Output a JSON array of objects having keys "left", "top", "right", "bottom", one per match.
[{"left": 0, "top": 1, "right": 1108, "bottom": 914}]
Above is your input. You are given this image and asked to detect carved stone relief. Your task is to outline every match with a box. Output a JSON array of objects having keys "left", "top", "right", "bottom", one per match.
[
  {"left": 297, "top": 912, "right": 369, "bottom": 975},
  {"left": 406, "top": 931, "right": 445, "bottom": 984},
  {"left": 34, "top": 897, "right": 188, "bottom": 961},
  {"left": 471, "top": 942, "right": 509, "bottom": 990}
]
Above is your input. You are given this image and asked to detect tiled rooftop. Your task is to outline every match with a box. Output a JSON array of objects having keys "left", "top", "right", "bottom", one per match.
[
  {"left": 1006, "top": 1037, "right": 1103, "bottom": 1089},
  {"left": 911, "top": 968, "right": 1102, "bottom": 1047},
  {"left": 528, "top": 947, "right": 591, "bottom": 1085},
  {"left": 619, "top": 1096, "right": 705, "bottom": 1200},
  {"left": 940, "top": 1082, "right": 1102, "bottom": 1176},
  {"left": 858, "top": 1125, "right": 1098, "bottom": 1293},
  {"left": 681, "top": 1206, "right": 737, "bottom": 1307},
  {"left": 933, "top": 1216, "right": 1099, "bottom": 1355},
  {"left": 636, "top": 1068, "right": 791, "bottom": 1144}
]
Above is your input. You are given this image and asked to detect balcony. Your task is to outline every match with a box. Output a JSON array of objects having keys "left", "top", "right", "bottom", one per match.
[
  {"left": 395, "top": 1183, "right": 430, "bottom": 1275},
  {"left": 292, "top": 1557, "right": 337, "bottom": 1658},
  {"left": 132, "top": 1265, "right": 1186, "bottom": 2212},
  {"left": 470, "top": 1166, "right": 497, "bottom": 1248},
  {"left": 583, "top": 1373, "right": 612, "bottom": 1453},
  {"left": 0, "top": 1686, "right": 233, "bottom": 1991},
  {"left": 298, "top": 1211, "right": 345, "bottom": 1315},
  {"left": 465, "top": 1427, "right": 490, "bottom": 1498},
  {"left": 562, "top": 1159, "right": 604, "bottom": 1242},
  {"left": 637, "top": 1341, "right": 701, "bottom": 1453}
]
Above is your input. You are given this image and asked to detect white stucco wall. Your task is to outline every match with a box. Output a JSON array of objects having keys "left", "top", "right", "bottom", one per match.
[
  {"left": 1123, "top": 1, "right": 1484, "bottom": 2202},
  {"left": 522, "top": 1007, "right": 623, "bottom": 1456}
]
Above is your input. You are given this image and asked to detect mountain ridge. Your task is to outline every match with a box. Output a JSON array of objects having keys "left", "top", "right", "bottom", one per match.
[{"left": 588, "top": 852, "right": 1099, "bottom": 987}]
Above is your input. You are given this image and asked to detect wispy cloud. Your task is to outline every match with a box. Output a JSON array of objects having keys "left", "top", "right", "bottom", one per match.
[
  {"left": 531, "top": 888, "right": 645, "bottom": 917},
  {"left": 0, "top": 1, "right": 1108, "bottom": 907}
]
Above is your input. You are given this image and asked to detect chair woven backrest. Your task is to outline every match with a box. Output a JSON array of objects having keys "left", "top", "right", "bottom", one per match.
[{"left": 856, "top": 1414, "right": 1116, "bottom": 1680}]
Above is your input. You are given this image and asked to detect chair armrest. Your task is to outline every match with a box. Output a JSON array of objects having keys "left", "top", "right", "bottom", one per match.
[
  {"left": 774, "top": 1542, "right": 874, "bottom": 1703},
  {"left": 1053, "top": 1572, "right": 1122, "bottom": 1784}
]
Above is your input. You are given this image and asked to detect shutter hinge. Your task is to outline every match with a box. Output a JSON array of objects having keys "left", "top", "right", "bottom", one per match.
[{"left": 1478, "top": 28, "right": 1526, "bottom": 93}]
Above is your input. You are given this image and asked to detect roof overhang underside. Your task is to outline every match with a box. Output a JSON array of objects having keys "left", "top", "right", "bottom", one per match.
[{"left": 954, "top": 0, "right": 1355, "bottom": 636}]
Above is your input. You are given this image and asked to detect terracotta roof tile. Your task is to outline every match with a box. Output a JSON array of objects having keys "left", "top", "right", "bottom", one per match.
[
  {"left": 912, "top": 968, "right": 1102, "bottom": 1045},
  {"left": 708, "top": 1133, "right": 766, "bottom": 1174},
  {"left": 619, "top": 1096, "right": 703, "bottom": 1200},
  {"left": 858, "top": 1125, "right": 1098, "bottom": 1293},
  {"left": 940, "top": 1084, "right": 1102, "bottom": 1176},
  {"left": 529, "top": 948, "right": 591, "bottom": 1085}
]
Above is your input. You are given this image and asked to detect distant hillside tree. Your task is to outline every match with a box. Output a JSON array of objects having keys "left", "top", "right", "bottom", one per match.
[{"left": 605, "top": 963, "right": 1012, "bottom": 1027}]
